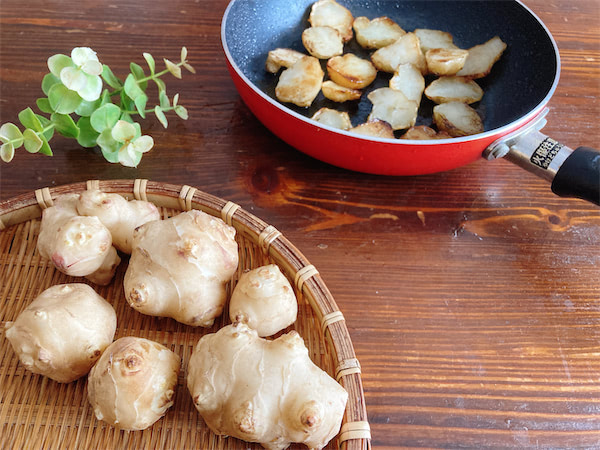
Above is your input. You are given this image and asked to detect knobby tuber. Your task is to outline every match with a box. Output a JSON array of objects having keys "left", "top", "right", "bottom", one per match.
[
  {"left": 5, "top": 284, "right": 117, "bottom": 383},
  {"left": 37, "top": 194, "right": 121, "bottom": 285},
  {"left": 87, "top": 336, "right": 180, "bottom": 431},
  {"left": 187, "top": 323, "right": 348, "bottom": 450},
  {"left": 124, "top": 209, "right": 239, "bottom": 326},
  {"left": 76, "top": 190, "right": 160, "bottom": 254},
  {"left": 229, "top": 264, "right": 298, "bottom": 337}
]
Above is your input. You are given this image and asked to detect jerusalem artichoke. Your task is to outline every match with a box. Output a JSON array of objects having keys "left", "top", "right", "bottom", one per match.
[
  {"left": 76, "top": 190, "right": 160, "bottom": 254},
  {"left": 187, "top": 322, "right": 348, "bottom": 450},
  {"left": 87, "top": 336, "right": 180, "bottom": 430},
  {"left": 229, "top": 264, "right": 298, "bottom": 337},
  {"left": 5, "top": 284, "right": 117, "bottom": 383},
  {"left": 124, "top": 209, "right": 239, "bottom": 326}
]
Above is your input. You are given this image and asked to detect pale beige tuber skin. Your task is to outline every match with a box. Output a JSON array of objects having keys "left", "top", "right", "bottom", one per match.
[
  {"left": 76, "top": 190, "right": 160, "bottom": 254},
  {"left": 230, "top": 264, "right": 298, "bottom": 337},
  {"left": 4, "top": 284, "right": 117, "bottom": 383},
  {"left": 37, "top": 194, "right": 121, "bottom": 285},
  {"left": 124, "top": 210, "right": 239, "bottom": 327},
  {"left": 187, "top": 323, "right": 348, "bottom": 450},
  {"left": 87, "top": 336, "right": 181, "bottom": 431}
]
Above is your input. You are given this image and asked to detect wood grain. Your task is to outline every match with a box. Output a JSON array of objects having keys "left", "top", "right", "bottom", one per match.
[{"left": 1, "top": 0, "right": 600, "bottom": 448}]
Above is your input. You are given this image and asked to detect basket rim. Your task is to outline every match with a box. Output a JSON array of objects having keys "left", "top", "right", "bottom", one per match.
[{"left": 0, "top": 179, "right": 371, "bottom": 450}]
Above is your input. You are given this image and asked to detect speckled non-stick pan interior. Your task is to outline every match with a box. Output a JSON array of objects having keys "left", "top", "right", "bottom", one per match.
[{"left": 224, "top": 0, "right": 558, "bottom": 133}]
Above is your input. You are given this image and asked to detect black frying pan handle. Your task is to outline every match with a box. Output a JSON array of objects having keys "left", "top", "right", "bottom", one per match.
[{"left": 551, "top": 147, "right": 600, "bottom": 205}]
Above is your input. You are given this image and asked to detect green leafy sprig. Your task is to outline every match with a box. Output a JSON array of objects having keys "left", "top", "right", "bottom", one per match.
[{"left": 0, "top": 47, "right": 194, "bottom": 167}]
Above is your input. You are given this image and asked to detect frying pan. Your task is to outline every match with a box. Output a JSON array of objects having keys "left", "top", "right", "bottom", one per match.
[{"left": 221, "top": 0, "right": 599, "bottom": 205}]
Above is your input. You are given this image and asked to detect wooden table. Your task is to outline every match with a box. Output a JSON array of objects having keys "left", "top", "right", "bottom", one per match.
[{"left": 1, "top": 0, "right": 599, "bottom": 448}]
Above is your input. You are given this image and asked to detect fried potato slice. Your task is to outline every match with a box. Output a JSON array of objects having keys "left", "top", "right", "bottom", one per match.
[
  {"left": 302, "top": 26, "right": 344, "bottom": 59},
  {"left": 349, "top": 119, "right": 395, "bottom": 138},
  {"left": 265, "top": 48, "right": 306, "bottom": 73},
  {"left": 425, "top": 48, "right": 469, "bottom": 76},
  {"left": 389, "top": 63, "right": 425, "bottom": 103},
  {"left": 311, "top": 107, "right": 352, "bottom": 130},
  {"left": 309, "top": 0, "right": 354, "bottom": 43},
  {"left": 456, "top": 36, "right": 507, "bottom": 79},
  {"left": 275, "top": 55, "right": 324, "bottom": 107},
  {"left": 371, "top": 32, "right": 427, "bottom": 74},
  {"left": 353, "top": 16, "right": 405, "bottom": 49},
  {"left": 400, "top": 125, "right": 451, "bottom": 140},
  {"left": 433, "top": 101, "right": 484, "bottom": 137},
  {"left": 367, "top": 87, "right": 418, "bottom": 130},
  {"left": 414, "top": 28, "right": 458, "bottom": 54},
  {"left": 321, "top": 80, "right": 362, "bottom": 102},
  {"left": 424, "top": 76, "right": 484, "bottom": 104},
  {"left": 327, "top": 53, "right": 377, "bottom": 89}
]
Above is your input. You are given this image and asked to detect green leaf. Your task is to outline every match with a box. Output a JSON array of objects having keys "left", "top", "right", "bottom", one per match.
[
  {"left": 164, "top": 58, "right": 182, "bottom": 79},
  {"left": 100, "top": 89, "right": 111, "bottom": 106},
  {"left": 120, "top": 90, "right": 135, "bottom": 114},
  {"left": 134, "top": 94, "right": 148, "bottom": 118},
  {"left": 154, "top": 106, "right": 168, "bottom": 128},
  {"left": 1, "top": 142, "right": 15, "bottom": 162},
  {"left": 119, "top": 112, "right": 133, "bottom": 123},
  {"left": 36, "top": 98, "right": 54, "bottom": 114},
  {"left": 36, "top": 115, "right": 55, "bottom": 141},
  {"left": 47, "top": 54, "right": 74, "bottom": 78},
  {"left": 38, "top": 138, "right": 53, "bottom": 156},
  {"left": 175, "top": 105, "right": 188, "bottom": 120},
  {"left": 0, "top": 123, "right": 24, "bottom": 147},
  {"left": 18, "top": 108, "right": 44, "bottom": 132},
  {"left": 130, "top": 62, "right": 148, "bottom": 90},
  {"left": 183, "top": 62, "right": 196, "bottom": 74},
  {"left": 143, "top": 52, "right": 155, "bottom": 75},
  {"left": 75, "top": 97, "right": 102, "bottom": 117},
  {"left": 159, "top": 91, "right": 170, "bottom": 109},
  {"left": 51, "top": 113, "right": 79, "bottom": 138},
  {"left": 90, "top": 103, "right": 121, "bottom": 133},
  {"left": 124, "top": 74, "right": 145, "bottom": 100},
  {"left": 101, "top": 64, "right": 123, "bottom": 89},
  {"left": 48, "top": 84, "right": 82, "bottom": 114},
  {"left": 97, "top": 129, "right": 120, "bottom": 163},
  {"left": 153, "top": 77, "right": 166, "bottom": 93},
  {"left": 173, "top": 93, "right": 179, "bottom": 107},
  {"left": 180, "top": 47, "right": 188, "bottom": 62},
  {"left": 76, "top": 117, "right": 100, "bottom": 148},
  {"left": 23, "top": 129, "right": 43, "bottom": 153},
  {"left": 41, "top": 73, "right": 61, "bottom": 96}
]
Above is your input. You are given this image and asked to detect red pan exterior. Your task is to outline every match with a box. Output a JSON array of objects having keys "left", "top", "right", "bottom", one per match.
[{"left": 222, "top": 0, "right": 559, "bottom": 176}]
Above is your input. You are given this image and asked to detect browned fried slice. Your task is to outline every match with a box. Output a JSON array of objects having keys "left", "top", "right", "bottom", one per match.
[
  {"left": 414, "top": 28, "right": 458, "bottom": 54},
  {"left": 425, "top": 48, "right": 469, "bottom": 76},
  {"left": 302, "top": 26, "right": 344, "bottom": 59},
  {"left": 353, "top": 16, "right": 405, "bottom": 49},
  {"left": 433, "top": 101, "right": 484, "bottom": 136},
  {"left": 321, "top": 80, "right": 362, "bottom": 102},
  {"left": 367, "top": 87, "right": 418, "bottom": 130},
  {"left": 424, "top": 76, "right": 484, "bottom": 104},
  {"left": 275, "top": 55, "right": 324, "bottom": 107},
  {"left": 265, "top": 48, "right": 306, "bottom": 73},
  {"left": 349, "top": 119, "right": 395, "bottom": 138},
  {"left": 309, "top": 0, "right": 354, "bottom": 42},
  {"left": 456, "top": 36, "right": 507, "bottom": 79},
  {"left": 327, "top": 53, "right": 377, "bottom": 89},
  {"left": 311, "top": 107, "right": 352, "bottom": 130},
  {"left": 389, "top": 63, "right": 425, "bottom": 103},
  {"left": 371, "top": 32, "right": 427, "bottom": 74},
  {"left": 400, "top": 125, "right": 451, "bottom": 140}
]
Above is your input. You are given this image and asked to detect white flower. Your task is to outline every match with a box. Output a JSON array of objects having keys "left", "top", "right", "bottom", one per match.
[
  {"left": 111, "top": 120, "right": 154, "bottom": 167},
  {"left": 58, "top": 47, "right": 103, "bottom": 101}
]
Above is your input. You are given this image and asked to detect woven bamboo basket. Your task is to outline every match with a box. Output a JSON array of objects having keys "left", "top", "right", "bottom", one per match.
[{"left": 0, "top": 179, "right": 370, "bottom": 450}]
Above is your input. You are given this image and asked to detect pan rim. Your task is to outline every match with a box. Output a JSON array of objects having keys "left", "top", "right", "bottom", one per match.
[{"left": 221, "top": 0, "right": 561, "bottom": 148}]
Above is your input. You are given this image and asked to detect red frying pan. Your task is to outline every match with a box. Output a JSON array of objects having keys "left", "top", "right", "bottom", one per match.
[{"left": 221, "top": 0, "right": 599, "bottom": 205}]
